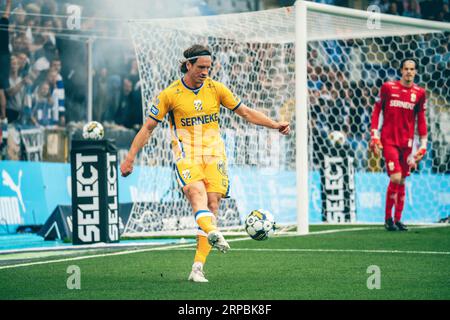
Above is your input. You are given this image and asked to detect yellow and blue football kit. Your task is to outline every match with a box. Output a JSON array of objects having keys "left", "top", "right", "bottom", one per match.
[{"left": 147, "top": 77, "right": 241, "bottom": 197}]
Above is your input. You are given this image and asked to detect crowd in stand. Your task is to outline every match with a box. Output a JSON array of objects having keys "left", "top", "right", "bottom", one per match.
[
  {"left": 0, "top": 0, "right": 66, "bottom": 127},
  {"left": 0, "top": 0, "right": 448, "bottom": 167},
  {"left": 307, "top": 31, "right": 449, "bottom": 172},
  {"left": 0, "top": 0, "right": 143, "bottom": 135},
  {"left": 370, "top": 0, "right": 450, "bottom": 21}
]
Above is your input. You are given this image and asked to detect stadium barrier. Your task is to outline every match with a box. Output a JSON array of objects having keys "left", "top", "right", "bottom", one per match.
[
  {"left": 38, "top": 204, "right": 132, "bottom": 241},
  {"left": 37, "top": 199, "right": 241, "bottom": 241},
  {"left": 0, "top": 123, "right": 136, "bottom": 163},
  {"left": 0, "top": 161, "right": 448, "bottom": 236}
]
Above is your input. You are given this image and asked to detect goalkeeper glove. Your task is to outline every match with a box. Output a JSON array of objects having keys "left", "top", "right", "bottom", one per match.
[
  {"left": 414, "top": 147, "right": 426, "bottom": 162},
  {"left": 369, "top": 129, "right": 383, "bottom": 156},
  {"left": 408, "top": 148, "right": 426, "bottom": 171},
  {"left": 414, "top": 137, "right": 427, "bottom": 163}
]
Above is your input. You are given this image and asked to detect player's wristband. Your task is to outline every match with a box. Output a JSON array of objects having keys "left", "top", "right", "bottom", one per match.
[
  {"left": 419, "top": 137, "right": 427, "bottom": 150},
  {"left": 371, "top": 129, "right": 380, "bottom": 139}
]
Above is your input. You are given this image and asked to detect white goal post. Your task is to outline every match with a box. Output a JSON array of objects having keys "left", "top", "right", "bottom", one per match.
[
  {"left": 295, "top": 2, "right": 450, "bottom": 233},
  {"left": 126, "top": 1, "right": 450, "bottom": 236}
]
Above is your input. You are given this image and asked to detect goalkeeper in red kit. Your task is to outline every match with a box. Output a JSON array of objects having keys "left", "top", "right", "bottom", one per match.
[{"left": 370, "top": 58, "right": 427, "bottom": 231}]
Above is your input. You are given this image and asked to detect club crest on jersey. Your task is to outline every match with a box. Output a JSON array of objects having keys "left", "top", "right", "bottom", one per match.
[
  {"left": 388, "top": 161, "right": 395, "bottom": 172},
  {"left": 194, "top": 100, "right": 203, "bottom": 111},
  {"left": 411, "top": 93, "right": 416, "bottom": 102},
  {"left": 182, "top": 169, "right": 191, "bottom": 180},
  {"left": 217, "top": 160, "right": 227, "bottom": 176}
]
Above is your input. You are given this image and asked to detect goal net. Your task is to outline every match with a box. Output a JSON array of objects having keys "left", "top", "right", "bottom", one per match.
[{"left": 125, "top": 2, "right": 449, "bottom": 235}]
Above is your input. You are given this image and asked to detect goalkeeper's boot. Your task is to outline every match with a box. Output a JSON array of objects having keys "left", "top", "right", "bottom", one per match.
[
  {"left": 188, "top": 263, "right": 208, "bottom": 283},
  {"left": 384, "top": 218, "right": 398, "bottom": 231},
  {"left": 207, "top": 230, "right": 230, "bottom": 253},
  {"left": 394, "top": 220, "right": 408, "bottom": 231}
]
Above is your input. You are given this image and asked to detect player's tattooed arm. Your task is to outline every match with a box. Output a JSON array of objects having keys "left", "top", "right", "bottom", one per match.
[
  {"left": 120, "top": 117, "right": 158, "bottom": 177},
  {"left": 234, "top": 104, "right": 290, "bottom": 135}
]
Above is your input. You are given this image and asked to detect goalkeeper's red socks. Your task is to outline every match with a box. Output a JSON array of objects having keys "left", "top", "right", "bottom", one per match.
[
  {"left": 385, "top": 181, "right": 399, "bottom": 221},
  {"left": 394, "top": 184, "right": 406, "bottom": 222}
]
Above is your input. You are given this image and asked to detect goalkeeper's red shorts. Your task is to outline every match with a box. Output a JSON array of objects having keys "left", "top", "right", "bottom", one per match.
[{"left": 382, "top": 144, "right": 413, "bottom": 177}]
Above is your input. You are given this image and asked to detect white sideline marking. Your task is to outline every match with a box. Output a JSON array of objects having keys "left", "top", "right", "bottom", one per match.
[
  {"left": 0, "top": 225, "right": 448, "bottom": 270},
  {"left": 172, "top": 248, "right": 450, "bottom": 256},
  {"left": 278, "top": 227, "right": 379, "bottom": 236},
  {"left": 0, "top": 239, "right": 193, "bottom": 255},
  {"left": 0, "top": 242, "right": 197, "bottom": 270}
]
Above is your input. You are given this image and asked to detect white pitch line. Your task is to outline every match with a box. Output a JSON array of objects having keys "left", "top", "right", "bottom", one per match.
[
  {"left": 279, "top": 227, "right": 379, "bottom": 236},
  {"left": 0, "top": 242, "right": 197, "bottom": 270},
  {"left": 171, "top": 247, "right": 450, "bottom": 255},
  {"left": 0, "top": 227, "right": 368, "bottom": 270},
  {"left": 0, "top": 225, "right": 447, "bottom": 270},
  {"left": 0, "top": 239, "right": 195, "bottom": 255}
]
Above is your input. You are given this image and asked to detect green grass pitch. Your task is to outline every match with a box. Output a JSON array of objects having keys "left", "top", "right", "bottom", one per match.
[{"left": 0, "top": 225, "right": 449, "bottom": 300}]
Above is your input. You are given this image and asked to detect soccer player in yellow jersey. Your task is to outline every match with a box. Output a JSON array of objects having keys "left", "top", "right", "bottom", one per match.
[{"left": 120, "top": 45, "right": 290, "bottom": 282}]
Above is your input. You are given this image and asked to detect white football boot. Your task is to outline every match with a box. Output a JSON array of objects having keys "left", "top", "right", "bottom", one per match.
[
  {"left": 207, "top": 230, "right": 230, "bottom": 253},
  {"left": 188, "top": 262, "right": 208, "bottom": 283}
]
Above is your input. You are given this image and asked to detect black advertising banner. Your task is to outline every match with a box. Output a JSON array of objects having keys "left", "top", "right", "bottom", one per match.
[
  {"left": 70, "top": 140, "right": 120, "bottom": 245},
  {"left": 38, "top": 203, "right": 134, "bottom": 241},
  {"left": 37, "top": 199, "right": 240, "bottom": 241},
  {"left": 320, "top": 142, "right": 357, "bottom": 223},
  {"left": 106, "top": 143, "right": 120, "bottom": 243}
]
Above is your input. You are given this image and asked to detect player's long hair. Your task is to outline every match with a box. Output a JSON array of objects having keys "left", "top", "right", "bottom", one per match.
[{"left": 180, "top": 45, "right": 211, "bottom": 74}]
